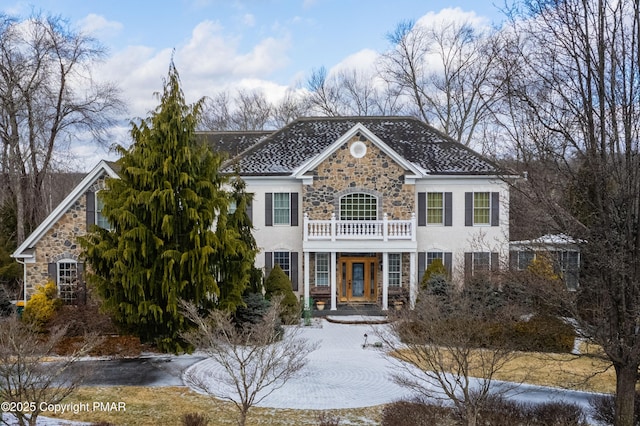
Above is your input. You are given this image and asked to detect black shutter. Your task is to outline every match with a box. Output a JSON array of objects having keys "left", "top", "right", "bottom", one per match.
[
  {"left": 464, "top": 252, "right": 473, "bottom": 279},
  {"left": 48, "top": 262, "right": 57, "bottom": 283},
  {"left": 265, "top": 252, "right": 273, "bottom": 277},
  {"left": 465, "top": 192, "right": 473, "bottom": 226},
  {"left": 86, "top": 190, "right": 95, "bottom": 227},
  {"left": 265, "top": 193, "right": 273, "bottom": 226},
  {"left": 417, "top": 193, "right": 426, "bottom": 226},
  {"left": 491, "top": 192, "right": 500, "bottom": 226},
  {"left": 418, "top": 252, "right": 426, "bottom": 284},
  {"left": 291, "top": 252, "right": 299, "bottom": 291},
  {"left": 77, "top": 263, "right": 86, "bottom": 305},
  {"left": 290, "top": 193, "right": 299, "bottom": 226},
  {"left": 491, "top": 252, "right": 499, "bottom": 271},
  {"left": 444, "top": 252, "right": 453, "bottom": 277},
  {"left": 444, "top": 192, "right": 452, "bottom": 226}
]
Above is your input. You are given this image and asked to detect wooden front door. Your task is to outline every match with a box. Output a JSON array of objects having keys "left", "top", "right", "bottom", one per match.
[{"left": 339, "top": 256, "right": 377, "bottom": 302}]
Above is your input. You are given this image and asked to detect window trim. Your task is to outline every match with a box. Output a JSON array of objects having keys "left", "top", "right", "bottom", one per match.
[
  {"left": 426, "top": 192, "right": 444, "bottom": 225},
  {"left": 473, "top": 192, "right": 491, "bottom": 226},
  {"left": 388, "top": 253, "right": 402, "bottom": 288},
  {"left": 339, "top": 192, "right": 378, "bottom": 221},
  {"left": 315, "top": 253, "right": 329, "bottom": 287},
  {"left": 272, "top": 193, "right": 291, "bottom": 226},
  {"left": 273, "top": 251, "right": 291, "bottom": 278},
  {"left": 95, "top": 191, "right": 111, "bottom": 230},
  {"left": 57, "top": 259, "right": 78, "bottom": 304}
]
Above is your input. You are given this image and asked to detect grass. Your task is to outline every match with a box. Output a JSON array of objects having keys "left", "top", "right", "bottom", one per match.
[{"left": 48, "top": 386, "right": 383, "bottom": 425}]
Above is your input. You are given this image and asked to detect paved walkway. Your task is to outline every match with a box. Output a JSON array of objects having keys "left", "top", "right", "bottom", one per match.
[{"left": 183, "top": 318, "right": 602, "bottom": 411}]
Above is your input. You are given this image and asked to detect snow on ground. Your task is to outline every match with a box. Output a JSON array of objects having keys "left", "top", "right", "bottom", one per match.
[
  {"left": 184, "top": 317, "right": 603, "bottom": 413},
  {"left": 185, "top": 318, "right": 415, "bottom": 409}
]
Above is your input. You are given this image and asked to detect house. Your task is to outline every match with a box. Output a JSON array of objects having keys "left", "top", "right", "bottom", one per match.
[
  {"left": 13, "top": 116, "right": 512, "bottom": 310},
  {"left": 509, "top": 234, "right": 580, "bottom": 290}
]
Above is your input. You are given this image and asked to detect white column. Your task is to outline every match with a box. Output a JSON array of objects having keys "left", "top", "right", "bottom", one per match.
[
  {"left": 330, "top": 251, "right": 337, "bottom": 310},
  {"left": 304, "top": 251, "right": 310, "bottom": 310},
  {"left": 409, "top": 251, "right": 417, "bottom": 308},
  {"left": 382, "top": 251, "right": 389, "bottom": 310}
]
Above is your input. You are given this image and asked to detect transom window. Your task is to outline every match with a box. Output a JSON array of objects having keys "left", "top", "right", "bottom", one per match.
[
  {"left": 273, "top": 193, "right": 290, "bottom": 225},
  {"left": 339, "top": 193, "right": 377, "bottom": 221},
  {"left": 58, "top": 261, "right": 78, "bottom": 304},
  {"left": 474, "top": 192, "right": 491, "bottom": 225},
  {"left": 388, "top": 253, "right": 401, "bottom": 287},
  {"left": 315, "top": 253, "right": 329, "bottom": 286},
  {"left": 427, "top": 193, "right": 444, "bottom": 224}
]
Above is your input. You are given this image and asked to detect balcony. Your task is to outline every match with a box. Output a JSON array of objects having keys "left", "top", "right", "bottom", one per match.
[{"left": 303, "top": 213, "right": 416, "bottom": 242}]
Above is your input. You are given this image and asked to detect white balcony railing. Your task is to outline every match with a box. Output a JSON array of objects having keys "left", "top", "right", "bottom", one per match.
[{"left": 303, "top": 213, "right": 416, "bottom": 242}]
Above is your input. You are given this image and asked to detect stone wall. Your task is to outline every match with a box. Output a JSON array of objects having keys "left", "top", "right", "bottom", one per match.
[
  {"left": 303, "top": 136, "right": 415, "bottom": 220},
  {"left": 25, "top": 176, "right": 106, "bottom": 297}
]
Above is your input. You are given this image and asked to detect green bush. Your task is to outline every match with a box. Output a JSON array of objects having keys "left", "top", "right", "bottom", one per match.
[
  {"left": 22, "top": 281, "right": 62, "bottom": 330},
  {"left": 234, "top": 292, "right": 270, "bottom": 328},
  {"left": 510, "top": 315, "right": 575, "bottom": 353},
  {"left": 420, "top": 258, "right": 448, "bottom": 289},
  {"left": 264, "top": 265, "right": 299, "bottom": 324}
]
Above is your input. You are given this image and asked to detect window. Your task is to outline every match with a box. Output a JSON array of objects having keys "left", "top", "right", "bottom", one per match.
[
  {"left": 315, "top": 253, "right": 329, "bottom": 286},
  {"left": 273, "top": 193, "right": 290, "bottom": 225},
  {"left": 229, "top": 199, "right": 237, "bottom": 214},
  {"left": 273, "top": 252, "right": 291, "bottom": 278},
  {"left": 58, "top": 261, "right": 78, "bottom": 304},
  {"left": 388, "top": 253, "right": 401, "bottom": 287},
  {"left": 474, "top": 192, "right": 491, "bottom": 225},
  {"left": 427, "top": 193, "right": 444, "bottom": 224},
  {"left": 472, "top": 252, "right": 491, "bottom": 273},
  {"left": 517, "top": 251, "right": 535, "bottom": 270},
  {"left": 558, "top": 251, "right": 580, "bottom": 290},
  {"left": 427, "top": 252, "right": 444, "bottom": 267},
  {"left": 96, "top": 192, "right": 110, "bottom": 230},
  {"left": 340, "top": 193, "right": 377, "bottom": 220}
]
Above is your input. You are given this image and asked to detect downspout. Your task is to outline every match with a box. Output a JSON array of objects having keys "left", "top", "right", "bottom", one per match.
[{"left": 16, "top": 258, "right": 27, "bottom": 305}]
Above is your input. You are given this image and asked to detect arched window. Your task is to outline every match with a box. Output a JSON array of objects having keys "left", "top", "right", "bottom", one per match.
[{"left": 339, "top": 193, "right": 377, "bottom": 220}]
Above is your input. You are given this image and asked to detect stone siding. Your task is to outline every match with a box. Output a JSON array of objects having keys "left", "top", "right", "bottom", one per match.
[
  {"left": 303, "top": 136, "right": 415, "bottom": 220},
  {"left": 24, "top": 176, "right": 106, "bottom": 297}
]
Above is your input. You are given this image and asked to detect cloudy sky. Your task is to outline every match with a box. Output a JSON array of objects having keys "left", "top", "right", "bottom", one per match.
[{"left": 3, "top": 0, "right": 505, "bottom": 170}]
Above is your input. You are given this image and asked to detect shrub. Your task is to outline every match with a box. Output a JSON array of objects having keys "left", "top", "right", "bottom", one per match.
[
  {"left": 0, "top": 285, "right": 13, "bottom": 317},
  {"left": 22, "top": 281, "right": 62, "bottom": 330},
  {"left": 264, "top": 265, "right": 299, "bottom": 324},
  {"left": 420, "top": 258, "right": 448, "bottom": 289},
  {"left": 381, "top": 399, "right": 452, "bottom": 426},
  {"left": 510, "top": 315, "right": 575, "bottom": 353},
  {"left": 476, "top": 395, "right": 587, "bottom": 426},
  {"left": 181, "top": 412, "right": 209, "bottom": 426},
  {"left": 234, "top": 292, "right": 270, "bottom": 327}
]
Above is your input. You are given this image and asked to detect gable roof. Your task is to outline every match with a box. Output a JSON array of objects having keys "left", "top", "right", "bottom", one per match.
[
  {"left": 213, "top": 116, "right": 504, "bottom": 176},
  {"left": 197, "top": 131, "right": 273, "bottom": 158},
  {"left": 12, "top": 160, "right": 120, "bottom": 259}
]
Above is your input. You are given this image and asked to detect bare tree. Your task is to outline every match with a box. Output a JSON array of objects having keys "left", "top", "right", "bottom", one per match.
[
  {"left": 0, "top": 12, "right": 124, "bottom": 245},
  {"left": 200, "top": 88, "right": 308, "bottom": 131},
  {"left": 181, "top": 298, "right": 317, "bottom": 426},
  {"left": 379, "top": 19, "right": 500, "bottom": 147},
  {"left": 306, "top": 66, "right": 405, "bottom": 117},
  {"left": 379, "top": 277, "right": 523, "bottom": 426},
  {"left": 0, "top": 315, "right": 96, "bottom": 426},
  {"left": 492, "top": 0, "right": 640, "bottom": 424}
]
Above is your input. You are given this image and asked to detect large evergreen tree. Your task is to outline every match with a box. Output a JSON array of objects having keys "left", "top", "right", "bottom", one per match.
[{"left": 82, "top": 63, "right": 252, "bottom": 353}]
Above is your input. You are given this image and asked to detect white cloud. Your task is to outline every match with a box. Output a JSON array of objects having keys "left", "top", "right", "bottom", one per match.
[
  {"left": 78, "top": 13, "right": 123, "bottom": 39},
  {"left": 415, "top": 7, "right": 490, "bottom": 32},
  {"left": 89, "top": 18, "right": 292, "bottom": 124}
]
